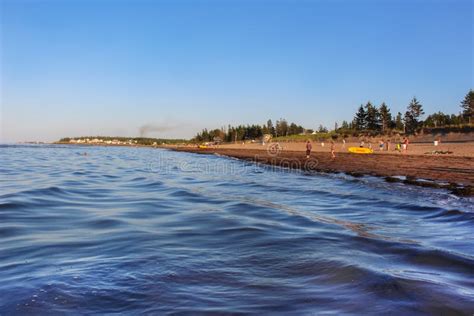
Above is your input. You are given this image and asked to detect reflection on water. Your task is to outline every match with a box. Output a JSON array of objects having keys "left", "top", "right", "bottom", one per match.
[{"left": 0, "top": 144, "right": 473, "bottom": 314}]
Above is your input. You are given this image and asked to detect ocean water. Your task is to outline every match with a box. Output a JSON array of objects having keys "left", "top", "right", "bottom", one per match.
[{"left": 0, "top": 144, "right": 473, "bottom": 315}]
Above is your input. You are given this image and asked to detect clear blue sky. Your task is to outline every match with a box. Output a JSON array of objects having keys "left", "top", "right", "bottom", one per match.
[{"left": 1, "top": 0, "right": 472, "bottom": 141}]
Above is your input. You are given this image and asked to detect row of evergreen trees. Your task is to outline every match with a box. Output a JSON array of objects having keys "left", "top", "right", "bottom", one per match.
[
  {"left": 193, "top": 119, "right": 306, "bottom": 143},
  {"left": 346, "top": 98, "right": 423, "bottom": 134},
  {"left": 345, "top": 89, "right": 473, "bottom": 134},
  {"left": 194, "top": 89, "right": 474, "bottom": 142}
]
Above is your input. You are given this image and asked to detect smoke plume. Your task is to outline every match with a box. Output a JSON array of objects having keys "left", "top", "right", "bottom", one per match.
[{"left": 139, "top": 123, "right": 177, "bottom": 137}]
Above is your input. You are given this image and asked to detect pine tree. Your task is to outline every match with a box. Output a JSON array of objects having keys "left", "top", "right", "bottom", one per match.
[
  {"left": 354, "top": 105, "right": 367, "bottom": 131},
  {"left": 275, "top": 119, "right": 288, "bottom": 137},
  {"left": 262, "top": 123, "right": 269, "bottom": 135},
  {"left": 289, "top": 123, "right": 299, "bottom": 135},
  {"left": 461, "top": 89, "right": 474, "bottom": 124},
  {"left": 404, "top": 111, "right": 414, "bottom": 133},
  {"left": 379, "top": 102, "right": 392, "bottom": 133},
  {"left": 365, "top": 102, "right": 380, "bottom": 131},
  {"left": 395, "top": 112, "right": 404, "bottom": 131},
  {"left": 404, "top": 97, "right": 424, "bottom": 134},
  {"left": 267, "top": 119, "right": 276, "bottom": 137}
]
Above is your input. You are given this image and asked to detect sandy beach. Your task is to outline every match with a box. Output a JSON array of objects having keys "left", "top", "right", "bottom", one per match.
[
  {"left": 173, "top": 141, "right": 474, "bottom": 195},
  {"left": 217, "top": 140, "right": 474, "bottom": 157}
]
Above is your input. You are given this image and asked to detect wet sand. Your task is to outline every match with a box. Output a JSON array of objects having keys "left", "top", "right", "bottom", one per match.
[{"left": 173, "top": 144, "right": 474, "bottom": 196}]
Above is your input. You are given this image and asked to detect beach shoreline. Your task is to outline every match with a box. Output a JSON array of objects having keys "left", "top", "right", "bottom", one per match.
[
  {"left": 171, "top": 146, "right": 474, "bottom": 196},
  {"left": 51, "top": 140, "right": 474, "bottom": 196}
]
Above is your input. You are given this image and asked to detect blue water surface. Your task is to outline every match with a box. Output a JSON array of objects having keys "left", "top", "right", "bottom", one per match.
[{"left": 0, "top": 145, "right": 473, "bottom": 315}]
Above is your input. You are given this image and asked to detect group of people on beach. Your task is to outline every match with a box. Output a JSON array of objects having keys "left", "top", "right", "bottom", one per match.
[
  {"left": 306, "top": 140, "right": 336, "bottom": 159},
  {"left": 360, "top": 137, "right": 409, "bottom": 152},
  {"left": 380, "top": 137, "right": 410, "bottom": 153},
  {"left": 305, "top": 136, "right": 411, "bottom": 159},
  {"left": 361, "top": 137, "right": 410, "bottom": 153}
]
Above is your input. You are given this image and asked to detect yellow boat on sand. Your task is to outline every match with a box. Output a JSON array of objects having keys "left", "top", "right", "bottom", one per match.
[{"left": 348, "top": 147, "right": 373, "bottom": 154}]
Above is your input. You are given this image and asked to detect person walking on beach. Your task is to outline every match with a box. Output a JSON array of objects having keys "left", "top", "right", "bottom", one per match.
[
  {"left": 379, "top": 139, "right": 384, "bottom": 151},
  {"left": 330, "top": 141, "right": 336, "bottom": 159},
  {"left": 342, "top": 138, "right": 346, "bottom": 148},
  {"left": 306, "top": 140, "right": 312, "bottom": 158},
  {"left": 402, "top": 137, "right": 409, "bottom": 153}
]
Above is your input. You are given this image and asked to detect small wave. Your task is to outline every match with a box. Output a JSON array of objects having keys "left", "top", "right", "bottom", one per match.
[
  {"left": 79, "top": 218, "right": 125, "bottom": 230},
  {"left": 424, "top": 208, "right": 474, "bottom": 222},
  {"left": 23, "top": 186, "right": 68, "bottom": 196},
  {"left": 0, "top": 201, "right": 30, "bottom": 211},
  {"left": 169, "top": 189, "right": 203, "bottom": 198},
  {"left": 0, "top": 226, "right": 25, "bottom": 238},
  {"left": 125, "top": 180, "right": 164, "bottom": 189},
  {"left": 71, "top": 172, "right": 88, "bottom": 177}
]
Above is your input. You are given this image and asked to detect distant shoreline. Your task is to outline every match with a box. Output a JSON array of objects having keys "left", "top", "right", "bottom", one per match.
[{"left": 53, "top": 142, "right": 176, "bottom": 149}]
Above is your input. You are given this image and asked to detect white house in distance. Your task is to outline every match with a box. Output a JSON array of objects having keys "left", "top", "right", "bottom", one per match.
[{"left": 67, "top": 138, "right": 141, "bottom": 146}]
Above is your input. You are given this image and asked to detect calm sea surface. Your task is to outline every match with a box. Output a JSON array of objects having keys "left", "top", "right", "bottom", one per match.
[{"left": 1, "top": 145, "right": 473, "bottom": 315}]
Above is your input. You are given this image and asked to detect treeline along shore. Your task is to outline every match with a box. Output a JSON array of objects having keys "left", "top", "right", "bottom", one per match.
[{"left": 193, "top": 90, "right": 474, "bottom": 143}]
